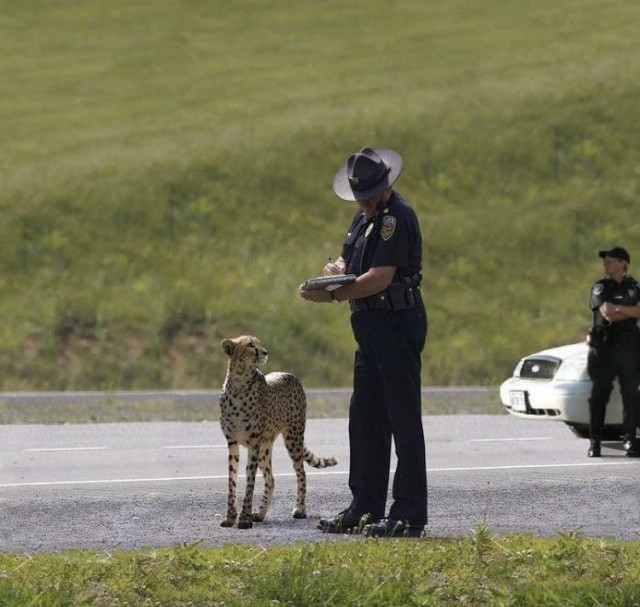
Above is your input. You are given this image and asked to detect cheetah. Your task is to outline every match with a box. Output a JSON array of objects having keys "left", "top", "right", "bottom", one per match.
[{"left": 219, "top": 335, "right": 338, "bottom": 529}]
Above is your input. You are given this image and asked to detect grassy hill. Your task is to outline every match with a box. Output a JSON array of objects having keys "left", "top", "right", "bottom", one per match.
[{"left": 1, "top": 0, "right": 640, "bottom": 391}]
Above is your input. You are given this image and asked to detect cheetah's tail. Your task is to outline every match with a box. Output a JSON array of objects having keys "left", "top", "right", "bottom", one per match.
[{"left": 303, "top": 447, "right": 339, "bottom": 469}]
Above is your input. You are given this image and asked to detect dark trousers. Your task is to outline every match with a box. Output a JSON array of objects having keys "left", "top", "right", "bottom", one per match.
[
  {"left": 587, "top": 330, "right": 640, "bottom": 442},
  {"left": 348, "top": 305, "right": 428, "bottom": 526}
]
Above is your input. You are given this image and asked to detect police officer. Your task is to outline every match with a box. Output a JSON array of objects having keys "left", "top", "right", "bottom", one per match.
[
  {"left": 299, "top": 147, "right": 428, "bottom": 538},
  {"left": 587, "top": 246, "right": 640, "bottom": 458}
]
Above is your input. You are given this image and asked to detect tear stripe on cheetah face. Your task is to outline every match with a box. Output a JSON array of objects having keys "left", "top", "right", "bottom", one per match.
[{"left": 219, "top": 335, "right": 339, "bottom": 529}]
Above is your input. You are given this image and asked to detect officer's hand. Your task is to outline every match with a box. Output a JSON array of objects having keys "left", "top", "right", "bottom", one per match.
[
  {"left": 298, "top": 284, "right": 332, "bottom": 303},
  {"left": 324, "top": 259, "right": 346, "bottom": 276},
  {"left": 599, "top": 302, "right": 617, "bottom": 321}
]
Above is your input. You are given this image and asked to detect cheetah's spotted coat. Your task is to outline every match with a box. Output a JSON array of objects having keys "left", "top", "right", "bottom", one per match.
[{"left": 219, "top": 335, "right": 338, "bottom": 529}]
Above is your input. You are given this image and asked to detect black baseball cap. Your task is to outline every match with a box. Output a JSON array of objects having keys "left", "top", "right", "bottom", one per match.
[{"left": 598, "top": 246, "right": 630, "bottom": 263}]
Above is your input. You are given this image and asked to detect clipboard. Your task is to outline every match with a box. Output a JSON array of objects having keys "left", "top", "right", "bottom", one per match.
[{"left": 302, "top": 274, "right": 356, "bottom": 292}]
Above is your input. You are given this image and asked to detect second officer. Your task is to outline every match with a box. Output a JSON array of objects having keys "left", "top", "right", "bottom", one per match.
[{"left": 587, "top": 246, "right": 640, "bottom": 458}]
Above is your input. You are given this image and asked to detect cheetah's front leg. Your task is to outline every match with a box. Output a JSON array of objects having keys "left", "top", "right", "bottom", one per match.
[
  {"left": 253, "top": 443, "right": 275, "bottom": 522},
  {"left": 238, "top": 443, "right": 260, "bottom": 529},
  {"left": 220, "top": 440, "right": 240, "bottom": 527}
]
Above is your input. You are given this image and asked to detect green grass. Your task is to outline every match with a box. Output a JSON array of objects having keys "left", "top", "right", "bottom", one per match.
[
  {"left": 2, "top": 530, "right": 640, "bottom": 606},
  {"left": 1, "top": 0, "right": 640, "bottom": 391}
]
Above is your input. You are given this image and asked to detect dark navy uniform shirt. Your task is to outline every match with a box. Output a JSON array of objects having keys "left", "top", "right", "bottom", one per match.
[
  {"left": 590, "top": 275, "right": 640, "bottom": 336},
  {"left": 340, "top": 192, "right": 422, "bottom": 280}
]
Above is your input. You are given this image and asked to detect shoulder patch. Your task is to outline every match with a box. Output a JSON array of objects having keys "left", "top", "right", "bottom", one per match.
[
  {"left": 380, "top": 216, "right": 396, "bottom": 241},
  {"left": 593, "top": 283, "right": 604, "bottom": 296}
]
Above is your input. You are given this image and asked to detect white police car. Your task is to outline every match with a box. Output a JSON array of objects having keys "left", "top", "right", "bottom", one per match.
[{"left": 499, "top": 342, "right": 623, "bottom": 439}]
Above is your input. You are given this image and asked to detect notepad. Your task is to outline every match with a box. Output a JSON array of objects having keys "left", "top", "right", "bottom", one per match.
[{"left": 302, "top": 274, "right": 356, "bottom": 291}]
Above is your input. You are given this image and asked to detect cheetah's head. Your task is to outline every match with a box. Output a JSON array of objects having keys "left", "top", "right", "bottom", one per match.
[{"left": 221, "top": 335, "right": 269, "bottom": 366}]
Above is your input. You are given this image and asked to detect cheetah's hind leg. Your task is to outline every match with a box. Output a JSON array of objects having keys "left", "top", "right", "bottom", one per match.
[{"left": 283, "top": 431, "right": 307, "bottom": 519}]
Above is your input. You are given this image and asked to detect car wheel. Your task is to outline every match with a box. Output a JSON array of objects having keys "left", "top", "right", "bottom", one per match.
[{"left": 565, "top": 423, "right": 624, "bottom": 440}]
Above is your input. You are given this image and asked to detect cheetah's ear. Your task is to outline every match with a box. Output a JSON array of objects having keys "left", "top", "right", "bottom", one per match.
[{"left": 221, "top": 339, "right": 235, "bottom": 356}]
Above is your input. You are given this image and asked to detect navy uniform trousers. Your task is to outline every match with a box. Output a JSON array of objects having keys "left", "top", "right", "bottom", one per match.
[
  {"left": 588, "top": 329, "right": 640, "bottom": 442},
  {"left": 347, "top": 304, "right": 428, "bottom": 526}
]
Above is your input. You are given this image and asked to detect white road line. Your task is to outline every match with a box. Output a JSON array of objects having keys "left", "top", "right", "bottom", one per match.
[
  {"left": 470, "top": 437, "right": 554, "bottom": 443},
  {"left": 1, "top": 460, "right": 636, "bottom": 489},
  {"left": 22, "top": 445, "right": 226, "bottom": 453},
  {"left": 19, "top": 438, "right": 557, "bottom": 453},
  {"left": 18, "top": 437, "right": 557, "bottom": 453},
  {"left": 163, "top": 445, "right": 226, "bottom": 450},
  {"left": 0, "top": 475, "right": 229, "bottom": 488},
  {"left": 25, "top": 447, "right": 109, "bottom": 453},
  {"left": 431, "top": 461, "right": 637, "bottom": 472}
]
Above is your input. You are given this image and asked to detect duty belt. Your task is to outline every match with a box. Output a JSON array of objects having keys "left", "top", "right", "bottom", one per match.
[{"left": 350, "top": 284, "right": 422, "bottom": 313}]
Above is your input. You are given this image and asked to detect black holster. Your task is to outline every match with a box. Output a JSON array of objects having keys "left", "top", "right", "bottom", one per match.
[
  {"left": 386, "top": 282, "right": 418, "bottom": 310},
  {"left": 587, "top": 326, "right": 608, "bottom": 348},
  {"left": 350, "top": 275, "right": 423, "bottom": 313}
]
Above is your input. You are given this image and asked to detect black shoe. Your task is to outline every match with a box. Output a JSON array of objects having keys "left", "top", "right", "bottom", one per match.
[
  {"left": 587, "top": 440, "right": 601, "bottom": 458},
  {"left": 625, "top": 443, "right": 640, "bottom": 458},
  {"left": 362, "top": 519, "right": 424, "bottom": 539},
  {"left": 317, "top": 509, "right": 371, "bottom": 534}
]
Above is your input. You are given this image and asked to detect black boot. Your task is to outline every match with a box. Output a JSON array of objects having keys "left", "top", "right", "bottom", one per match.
[
  {"left": 625, "top": 441, "right": 640, "bottom": 458},
  {"left": 362, "top": 519, "right": 424, "bottom": 538},
  {"left": 317, "top": 509, "right": 372, "bottom": 534},
  {"left": 587, "top": 440, "right": 601, "bottom": 458}
]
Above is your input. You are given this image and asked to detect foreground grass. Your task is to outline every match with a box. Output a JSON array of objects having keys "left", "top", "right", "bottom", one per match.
[
  {"left": 2, "top": 0, "right": 640, "bottom": 390},
  {"left": 2, "top": 530, "right": 639, "bottom": 606}
]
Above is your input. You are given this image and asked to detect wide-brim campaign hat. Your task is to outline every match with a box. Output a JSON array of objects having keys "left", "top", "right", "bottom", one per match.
[
  {"left": 333, "top": 147, "right": 403, "bottom": 201},
  {"left": 598, "top": 246, "right": 630, "bottom": 263}
]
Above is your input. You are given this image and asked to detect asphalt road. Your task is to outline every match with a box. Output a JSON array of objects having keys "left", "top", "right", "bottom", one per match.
[{"left": 2, "top": 414, "right": 639, "bottom": 553}]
